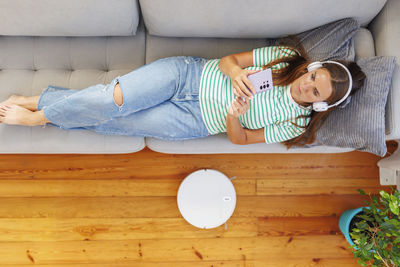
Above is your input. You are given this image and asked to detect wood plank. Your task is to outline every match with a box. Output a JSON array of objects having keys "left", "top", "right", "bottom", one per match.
[
  {"left": 22, "top": 262, "right": 258, "bottom": 267},
  {"left": 235, "top": 195, "right": 369, "bottom": 217},
  {"left": 0, "top": 195, "right": 369, "bottom": 218},
  {"left": 0, "top": 218, "right": 257, "bottom": 241},
  {"left": 257, "top": 217, "right": 341, "bottom": 236},
  {"left": 29, "top": 258, "right": 361, "bottom": 267},
  {"left": 257, "top": 177, "right": 388, "bottom": 195},
  {"left": 0, "top": 176, "right": 384, "bottom": 198},
  {"left": 0, "top": 148, "right": 383, "bottom": 180},
  {"left": 0, "top": 217, "right": 347, "bottom": 242},
  {"left": 0, "top": 179, "right": 256, "bottom": 197},
  {"left": 254, "top": 258, "right": 360, "bottom": 267},
  {"left": 0, "top": 197, "right": 180, "bottom": 218},
  {"left": 0, "top": 217, "right": 346, "bottom": 242},
  {"left": 0, "top": 236, "right": 354, "bottom": 265}
]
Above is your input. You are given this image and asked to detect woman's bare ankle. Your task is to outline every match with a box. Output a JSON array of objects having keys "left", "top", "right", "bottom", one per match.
[
  {"left": 23, "top": 96, "right": 40, "bottom": 111},
  {"left": 0, "top": 95, "right": 40, "bottom": 111}
]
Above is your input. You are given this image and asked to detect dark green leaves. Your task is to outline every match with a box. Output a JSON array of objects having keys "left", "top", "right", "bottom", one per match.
[{"left": 350, "top": 188, "right": 400, "bottom": 266}]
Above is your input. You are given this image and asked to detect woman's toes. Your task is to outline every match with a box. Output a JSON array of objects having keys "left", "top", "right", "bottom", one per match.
[{"left": 0, "top": 104, "right": 46, "bottom": 126}]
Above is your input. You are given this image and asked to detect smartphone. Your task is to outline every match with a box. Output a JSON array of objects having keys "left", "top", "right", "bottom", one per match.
[{"left": 248, "top": 69, "right": 273, "bottom": 94}]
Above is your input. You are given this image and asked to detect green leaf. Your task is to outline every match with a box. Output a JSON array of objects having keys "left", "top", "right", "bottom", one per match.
[
  {"left": 358, "top": 188, "right": 366, "bottom": 195},
  {"left": 365, "top": 243, "right": 374, "bottom": 250},
  {"left": 361, "top": 248, "right": 369, "bottom": 258},
  {"left": 381, "top": 220, "right": 396, "bottom": 231},
  {"left": 355, "top": 222, "right": 369, "bottom": 231},
  {"left": 380, "top": 191, "right": 390, "bottom": 200},
  {"left": 392, "top": 218, "right": 400, "bottom": 226},
  {"left": 357, "top": 259, "right": 367, "bottom": 266},
  {"left": 383, "top": 249, "right": 389, "bottom": 258},
  {"left": 389, "top": 201, "right": 399, "bottom": 215},
  {"left": 358, "top": 215, "right": 374, "bottom": 222}
]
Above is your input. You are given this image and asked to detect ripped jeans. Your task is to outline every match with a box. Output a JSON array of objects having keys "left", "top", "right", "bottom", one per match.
[{"left": 37, "top": 56, "right": 211, "bottom": 140}]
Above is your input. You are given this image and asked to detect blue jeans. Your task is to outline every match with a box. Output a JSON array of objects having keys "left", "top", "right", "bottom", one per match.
[{"left": 37, "top": 56, "right": 211, "bottom": 140}]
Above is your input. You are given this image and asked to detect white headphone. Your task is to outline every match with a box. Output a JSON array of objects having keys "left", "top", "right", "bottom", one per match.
[{"left": 307, "top": 61, "right": 353, "bottom": 112}]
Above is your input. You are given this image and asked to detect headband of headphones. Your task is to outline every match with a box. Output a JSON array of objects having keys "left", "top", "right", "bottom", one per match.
[{"left": 307, "top": 61, "right": 353, "bottom": 111}]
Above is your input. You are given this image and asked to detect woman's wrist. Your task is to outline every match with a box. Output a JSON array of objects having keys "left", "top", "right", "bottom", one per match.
[
  {"left": 227, "top": 109, "right": 240, "bottom": 119},
  {"left": 227, "top": 65, "right": 243, "bottom": 79},
  {"left": 226, "top": 113, "right": 246, "bottom": 144},
  {"left": 219, "top": 55, "right": 241, "bottom": 77}
]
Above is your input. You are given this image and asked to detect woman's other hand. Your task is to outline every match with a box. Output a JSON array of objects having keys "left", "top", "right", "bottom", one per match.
[{"left": 227, "top": 97, "right": 250, "bottom": 118}]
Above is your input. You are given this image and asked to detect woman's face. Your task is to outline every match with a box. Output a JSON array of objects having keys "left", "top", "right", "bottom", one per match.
[{"left": 290, "top": 68, "right": 333, "bottom": 106}]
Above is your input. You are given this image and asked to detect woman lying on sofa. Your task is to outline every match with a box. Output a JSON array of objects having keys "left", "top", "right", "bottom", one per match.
[{"left": 0, "top": 40, "right": 365, "bottom": 148}]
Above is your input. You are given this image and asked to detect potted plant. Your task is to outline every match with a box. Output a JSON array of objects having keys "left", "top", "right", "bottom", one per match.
[{"left": 339, "top": 187, "right": 400, "bottom": 267}]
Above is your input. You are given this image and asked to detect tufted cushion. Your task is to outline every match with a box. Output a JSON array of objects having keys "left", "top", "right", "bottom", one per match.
[{"left": 0, "top": 26, "right": 147, "bottom": 153}]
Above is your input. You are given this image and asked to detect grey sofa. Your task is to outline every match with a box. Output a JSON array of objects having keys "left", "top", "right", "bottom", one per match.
[{"left": 0, "top": 0, "right": 398, "bottom": 154}]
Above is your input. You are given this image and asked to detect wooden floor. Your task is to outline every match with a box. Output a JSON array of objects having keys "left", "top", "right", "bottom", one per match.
[{"left": 0, "top": 141, "right": 397, "bottom": 266}]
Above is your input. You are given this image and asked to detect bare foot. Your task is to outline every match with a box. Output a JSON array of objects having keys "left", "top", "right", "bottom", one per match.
[
  {"left": 0, "top": 104, "right": 48, "bottom": 126},
  {"left": 0, "top": 94, "right": 40, "bottom": 111},
  {"left": 0, "top": 94, "right": 22, "bottom": 106}
]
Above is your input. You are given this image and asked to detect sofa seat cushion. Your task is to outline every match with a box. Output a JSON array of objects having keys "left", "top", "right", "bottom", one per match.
[
  {"left": 146, "top": 133, "right": 354, "bottom": 154},
  {"left": 0, "top": 126, "right": 145, "bottom": 154},
  {"left": 0, "top": 27, "right": 146, "bottom": 154}
]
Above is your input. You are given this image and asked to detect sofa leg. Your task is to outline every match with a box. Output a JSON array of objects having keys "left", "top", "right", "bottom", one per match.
[{"left": 377, "top": 140, "right": 400, "bottom": 189}]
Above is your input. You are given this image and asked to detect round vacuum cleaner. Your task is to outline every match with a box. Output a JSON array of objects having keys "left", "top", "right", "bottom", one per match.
[{"left": 177, "top": 169, "right": 236, "bottom": 229}]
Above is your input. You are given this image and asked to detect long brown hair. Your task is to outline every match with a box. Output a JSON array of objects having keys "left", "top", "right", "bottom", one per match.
[{"left": 263, "top": 37, "right": 366, "bottom": 148}]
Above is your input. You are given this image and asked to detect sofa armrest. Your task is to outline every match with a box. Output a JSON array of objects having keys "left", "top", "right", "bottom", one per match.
[{"left": 369, "top": 0, "right": 400, "bottom": 140}]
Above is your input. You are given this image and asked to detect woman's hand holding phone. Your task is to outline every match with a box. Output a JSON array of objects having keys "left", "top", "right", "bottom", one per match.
[{"left": 229, "top": 67, "right": 260, "bottom": 100}]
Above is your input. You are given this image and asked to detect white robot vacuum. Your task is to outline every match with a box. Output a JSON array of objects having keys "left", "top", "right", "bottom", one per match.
[{"left": 177, "top": 169, "right": 237, "bottom": 229}]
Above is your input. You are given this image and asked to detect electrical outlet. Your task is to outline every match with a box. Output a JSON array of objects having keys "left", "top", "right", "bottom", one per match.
[{"left": 379, "top": 167, "right": 398, "bottom": 185}]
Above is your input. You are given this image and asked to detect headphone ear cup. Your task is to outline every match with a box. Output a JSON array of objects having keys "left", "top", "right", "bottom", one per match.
[
  {"left": 312, "top": 102, "right": 328, "bottom": 112},
  {"left": 307, "top": 61, "right": 322, "bottom": 72}
]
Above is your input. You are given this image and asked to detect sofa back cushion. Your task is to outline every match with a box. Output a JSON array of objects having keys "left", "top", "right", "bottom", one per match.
[
  {"left": 140, "top": 0, "right": 386, "bottom": 38},
  {"left": 0, "top": 0, "right": 140, "bottom": 36}
]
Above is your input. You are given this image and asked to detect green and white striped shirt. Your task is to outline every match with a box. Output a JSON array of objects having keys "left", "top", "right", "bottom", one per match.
[{"left": 198, "top": 46, "right": 312, "bottom": 144}]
